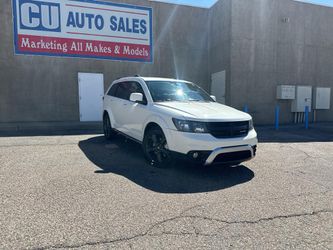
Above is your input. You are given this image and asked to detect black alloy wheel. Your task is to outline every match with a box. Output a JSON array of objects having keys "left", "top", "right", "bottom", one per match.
[{"left": 143, "top": 127, "right": 172, "bottom": 167}]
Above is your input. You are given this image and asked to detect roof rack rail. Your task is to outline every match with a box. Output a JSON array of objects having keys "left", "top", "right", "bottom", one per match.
[{"left": 114, "top": 75, "right": 141, "bottom": 80}]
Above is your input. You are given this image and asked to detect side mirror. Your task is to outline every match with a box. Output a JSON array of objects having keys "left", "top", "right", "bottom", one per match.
[
  {"left": 210, "top": 95, "right": 217, "bottom": 102},
  {"left": 130, "top": 93, "right": 144, "bottom": 103}
]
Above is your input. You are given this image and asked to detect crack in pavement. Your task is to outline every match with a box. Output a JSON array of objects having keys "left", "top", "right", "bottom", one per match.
[
  {"left": 279, "top": 168, "right": 331, "bottom": 191},
  {"left": 176, "top": 209, "right": 333, "bottom": 226},
  {"left": 278, "top": 145, "right": 319, "bottom": 163},
  {"left": 280, "top": 144, "right": 332, "bottom": 165},
  {"left": 38, "top": 209, "right": 332, "bottom": 250},
  {"left": 149, "top": 231, "right": 219, "bottom": 238}
]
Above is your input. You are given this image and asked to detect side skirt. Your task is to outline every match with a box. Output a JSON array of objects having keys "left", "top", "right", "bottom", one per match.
[{"left": 113, "top": 128, "right": 143, "bottom": 145}]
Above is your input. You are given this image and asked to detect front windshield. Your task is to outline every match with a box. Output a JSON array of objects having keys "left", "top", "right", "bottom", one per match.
[{"left": 146, "top": 81, "right": 214, "bottom": 102}]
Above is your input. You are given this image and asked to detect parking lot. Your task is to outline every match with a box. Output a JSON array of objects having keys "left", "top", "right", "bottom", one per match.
[{"left": 0, "top": 126, "right": 332, "bottom": 249}]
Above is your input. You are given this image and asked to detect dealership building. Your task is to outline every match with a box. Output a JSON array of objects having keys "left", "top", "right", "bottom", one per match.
[{"left": 0, "top": 0, "right": 332, "bottom": 130}]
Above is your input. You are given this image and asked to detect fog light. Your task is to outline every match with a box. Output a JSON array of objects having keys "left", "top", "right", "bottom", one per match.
[{"left": 192, "top": 152, "right": 199, "bottom": 159}]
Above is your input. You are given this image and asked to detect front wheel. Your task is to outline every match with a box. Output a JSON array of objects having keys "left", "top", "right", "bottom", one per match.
[{"left": 143, "top": 127, "right": 173, "bottom": 167}]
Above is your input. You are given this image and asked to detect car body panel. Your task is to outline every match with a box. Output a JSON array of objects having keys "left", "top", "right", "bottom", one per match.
[
  {"left": 154, "top": 101, "right": 251, "bottom": 121},
  {"left": 103, "top": 76, "right": 258, "bottom": 164}
]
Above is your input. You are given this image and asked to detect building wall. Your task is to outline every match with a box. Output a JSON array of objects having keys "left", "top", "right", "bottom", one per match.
[
  {"left": 229, "top": 0, "right": 333, "bottom": 124},
  {"left": 1, "top": 0, "right": 332, "bottom": 125},
  {"left": 0, "top": 0, "right": 210, "bottom": 123},
  {"left": 208, "top": 0, "right": 231, "bottom": 103}
]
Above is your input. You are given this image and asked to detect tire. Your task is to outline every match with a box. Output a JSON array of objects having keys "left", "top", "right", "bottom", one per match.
[
  {"left": 103, "top": 113, "right": 115, "bottom": 140},
  {"left": 143, "top": 127, "right": 173, "bottom": 167}
]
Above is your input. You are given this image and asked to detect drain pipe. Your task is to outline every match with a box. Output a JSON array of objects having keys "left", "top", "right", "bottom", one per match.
[
  {"left": 305, "top": 106, "right": 309, "bottom": 129},
  {"left": 275, "top": 105, "right": 280, "bottom": 130}
]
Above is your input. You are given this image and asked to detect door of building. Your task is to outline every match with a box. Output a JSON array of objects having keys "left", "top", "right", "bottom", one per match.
[
  {"left": 211, "top": 70, "right": 226, "bottom": 104},
  {"left": 78, "top": 73, "right": 104, "bottom": 122}
]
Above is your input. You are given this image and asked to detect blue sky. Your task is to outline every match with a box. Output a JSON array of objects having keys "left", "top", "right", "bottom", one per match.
[
  {"left": 296, "top": 0, "right": 333, "bottom": 7},
  {"left": 150, "top": 0, "right": 333, "bottom": 8}
]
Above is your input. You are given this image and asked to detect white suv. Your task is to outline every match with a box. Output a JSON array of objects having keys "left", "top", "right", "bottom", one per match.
[{"left": 103, "top": 76, "right": 257, "bottom": 166}]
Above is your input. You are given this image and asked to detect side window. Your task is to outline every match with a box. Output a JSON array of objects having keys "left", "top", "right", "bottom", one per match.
[
  {"left": 107, "top": 83, "right": 118, "bottom": 96},
  {"left": 128, "top": 81, "right": 147, "bottom": 104},
  {"left": 115, "top": 82, "right": 130, "bottom": 100},
  {"left": 114, "top": 81, "right": 147, "bottom": 104}
]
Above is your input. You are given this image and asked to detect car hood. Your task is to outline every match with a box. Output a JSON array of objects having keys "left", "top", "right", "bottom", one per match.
[{"left": 154, "top": 102, "right": 251, "bottom": 121}]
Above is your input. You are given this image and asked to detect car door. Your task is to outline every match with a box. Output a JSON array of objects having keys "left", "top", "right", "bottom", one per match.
[
  {"left": 121, "top": 81, "right": 150, "bottom": 141},
  {"left": 111, "top": 82, "right": 132, "bottom": 133}
]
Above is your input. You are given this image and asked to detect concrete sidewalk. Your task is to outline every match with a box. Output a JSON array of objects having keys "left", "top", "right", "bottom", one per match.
[
  {"left": 257, "top": 122, "right": 333, "bottom": 142},
  {"left": 0, "top": 121, "right": 103, "bottom": 136}
]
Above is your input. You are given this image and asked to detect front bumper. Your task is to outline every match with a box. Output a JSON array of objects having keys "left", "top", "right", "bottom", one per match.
[
  {"left": 165, "top": 128, "right": 258, "bottom": 154},
  {"left": 165, "top": 128, "right": 258, "bottom": 165},
  {"left": 171, "top": 145, "right": 256, "bottom": 165},
  {"left": 204, "top": 144, "right": 255, "bottom": 165}
]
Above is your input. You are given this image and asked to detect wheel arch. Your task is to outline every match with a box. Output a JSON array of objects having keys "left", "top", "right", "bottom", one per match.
[
  {"left": 142, "top": 116, "right": 172, "bottom": 143},
  {"left": 144, "top": 122, "right": 162, "bottom": 135}
]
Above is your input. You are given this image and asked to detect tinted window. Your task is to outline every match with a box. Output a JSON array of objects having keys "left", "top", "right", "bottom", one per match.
[
  {"left": 115, "top": 82, "right": 130, "bottom": 100},
  {"left": 129, "top": 82, "right": 145, "bottom": 98},
  {"left": 115, "top": 81, "right": 147, "bottom": 103},
  {"left": 107, "top": 84, "right": 118, "bottom": 96}
]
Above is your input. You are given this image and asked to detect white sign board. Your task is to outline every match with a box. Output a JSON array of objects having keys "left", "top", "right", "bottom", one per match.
[{"left": 13, "top": 0, "right": 153, "bottom": 62}]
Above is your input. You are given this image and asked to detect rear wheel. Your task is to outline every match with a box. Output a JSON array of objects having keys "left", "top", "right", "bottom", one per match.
[
  {"left": 143, "top": 127, "right": 172, "bottom": 167},
  {"left": 103, "top": 113, "right": 115, "bottom": 140}
]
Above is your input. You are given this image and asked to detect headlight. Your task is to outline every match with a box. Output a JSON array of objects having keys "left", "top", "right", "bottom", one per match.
[
  {"left": 172, "top": 118, "right": 208, "bottom": 133},
  {"left": 249, "top": 119, "right": 254, "bottom": 130}
]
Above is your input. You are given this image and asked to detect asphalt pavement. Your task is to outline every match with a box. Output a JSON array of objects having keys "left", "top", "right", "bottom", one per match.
[{"left": 0, "top": 126, "right": 332, "bottom": 249}]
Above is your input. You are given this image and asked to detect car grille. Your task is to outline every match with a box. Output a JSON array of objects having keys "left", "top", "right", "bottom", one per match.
[
  {"left": 213, "top": 150, "right": 252, "bottom": 163},
  {"left": 206, "top": 121, "right": 249, "bottom": 138}
]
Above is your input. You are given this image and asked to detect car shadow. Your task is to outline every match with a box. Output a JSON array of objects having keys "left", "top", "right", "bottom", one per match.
[{"left": 78, "top": 135, "right": 255, "bottom": 194}]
